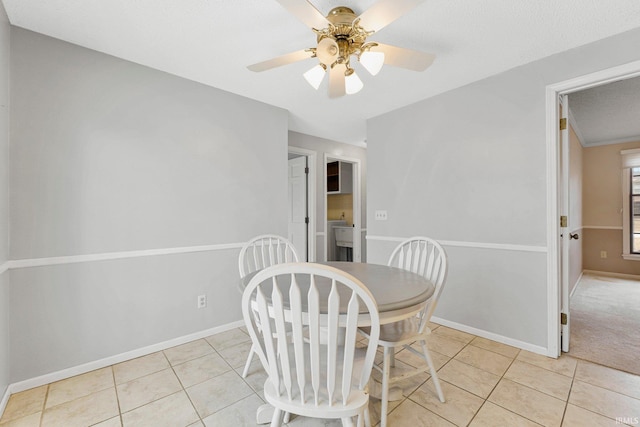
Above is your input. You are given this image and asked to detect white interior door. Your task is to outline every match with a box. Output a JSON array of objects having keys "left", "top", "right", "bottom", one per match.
[
  {"left": 288, "top": 156, "right": 308, "bottom": 260},
  {"left": 560, "top": 95, "right": 571, "bottom": 352}
]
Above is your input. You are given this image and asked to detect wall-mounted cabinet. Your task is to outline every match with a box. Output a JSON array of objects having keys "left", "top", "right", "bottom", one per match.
[{"left": 327, "top": 161, "right": 353, "bottom": 194}]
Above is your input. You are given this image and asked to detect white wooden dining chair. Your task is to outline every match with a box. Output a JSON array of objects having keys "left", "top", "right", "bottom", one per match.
[
  {"left": 238, "top": 234, "right": 300, "bottom": 278},
  {"left": 238, "top": 234, "right": 300, "bottom": 378},
  {"left": 359, "top": 237, "right": 447, "bottom": 427},
  {"left": 242, "top": 263, "right": 380, "bottom": 427}
]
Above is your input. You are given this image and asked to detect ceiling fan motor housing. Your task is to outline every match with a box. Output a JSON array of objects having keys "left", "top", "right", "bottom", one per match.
[{"left": 316, "top": 7, "right": 371, "bottom": 67}]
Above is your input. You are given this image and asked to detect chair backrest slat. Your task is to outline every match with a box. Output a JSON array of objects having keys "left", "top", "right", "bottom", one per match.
[
  {"left": 239, "top": 235, "right": 300, "bottom": 278},
  {"left": 326, "top": 280, "right": 339, "bottom": 406},
  {"left": 308, "top": 274, "right": 321, "bottom": 406},
  {"left": 388, "top": 237, "right": 448, "bottom": 333},
  {"left": 242, "top": 263, "right": 380, "bottom": 411},
  {"left": 256, "top": 286, "right": 279, "bottom": 392},
  {"left": 341, "top": 291, "right": 359, "bottom": 405},
  {"left": 271, "top": 279, "right": 293, "bottom": 400},
  {"left": 288, "top": 276, "right": 307, "bottom": 403}
]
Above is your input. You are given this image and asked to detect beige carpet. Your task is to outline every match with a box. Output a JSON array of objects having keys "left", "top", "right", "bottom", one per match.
[{"left": 568, "top": 273, "right": 640, "bottom": 376}]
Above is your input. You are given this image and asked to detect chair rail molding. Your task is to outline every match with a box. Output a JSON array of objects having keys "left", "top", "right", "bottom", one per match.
[
  {"left": 7, "top": 242, "right": 245, "bottom": 270},
  {"left": 366, "top": 235, "right": 546, "bottom": 253}
]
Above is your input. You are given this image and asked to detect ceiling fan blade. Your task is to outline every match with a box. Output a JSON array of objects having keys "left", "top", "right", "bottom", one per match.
[
  {"left": 370, "top": 43, "right": 435, "bottom": 71},
  {"left": 247, "top": 49, "right": 314, "bottom": 72},
  {"left": 357, "top": 0, "right": 426, "bottom": 32},
  {"left": 275, "top": 0, "right": 329, "bottom": 29},
  {"left": 328, "top": 64, "right": 346, "bottom": 98}
]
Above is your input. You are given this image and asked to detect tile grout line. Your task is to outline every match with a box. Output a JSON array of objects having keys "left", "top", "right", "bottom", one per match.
[
  {"left": 174, "top": 339, "right": 212, "bottom": 425},
  {"left": 108, "top": 365, "right": 123, "bottom": 427},
  {"left": 557, "top": 364, "right": 579, "bottom": 427},
  {"left": 465, "top": 347, "right": 534, "bottom": 427},
  {"left": 391, "top": 337, "right": 467, "bottom": 426},
  {"left": 38, "top": 384, "right": 49, "bottom": 427},
  {"left": 8, "top": 326, "right": 639, "bottom": 426},
  {"left": 570, "top": 357, "right": 640, "bottom": 400},
  {"left": 179, "top": 336, "right": 259, "bottom": 424}
]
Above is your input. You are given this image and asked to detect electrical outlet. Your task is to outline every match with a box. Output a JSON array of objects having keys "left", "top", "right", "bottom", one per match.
[
  {"left": 197, "top": 294, "right": 206, "bottom": 308},
  {"left": 374, "top": 210, "right": 388, "bottom": 220},
  {"left": 600, "top": 251, "right": 607, "bottom": 259}
]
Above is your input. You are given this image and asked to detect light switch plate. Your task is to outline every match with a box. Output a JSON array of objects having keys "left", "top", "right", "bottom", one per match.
[{"left": 374, "top": 210, "right": 388, "bottom": 220}]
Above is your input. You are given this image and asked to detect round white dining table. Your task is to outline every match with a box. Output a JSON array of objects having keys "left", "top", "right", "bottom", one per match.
[{"left": 239, "top": 261, "right": 435, "bottom": 325}]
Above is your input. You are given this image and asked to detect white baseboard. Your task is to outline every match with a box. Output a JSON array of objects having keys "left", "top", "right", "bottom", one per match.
[
  {"left": 583, "top": 269, "right": 640, "bottom": 281},
  {"left": 431, "top": 316, "right": 550, "bottom": 357},
  {"left": 0, "top": 384, "right": 10, "bottom": 420},
  {"left": 9, "top": 320, "right": 244, "bottom": 394},
  {"left": 3, "top": 315, "right": 553, "bottom": 407},
  {"left": 569, "top": 271, "right": 584, "bottom": 299}
]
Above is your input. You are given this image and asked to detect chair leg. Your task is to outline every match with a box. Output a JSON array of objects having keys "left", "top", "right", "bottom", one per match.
[
  {"left": 380, "top": 346, "right": 391, "bottom": 427},
  {"left": 342, "top": 416, "right": 355, "bottom": 427},
  {"left": 390, "top": 348, "right": 396, "bottom": 368},
  {"left": 421, "top": 341, "right": 445, "bottom": 403},
  {"left": 364, "top": 405, "right": 371, "bottom": 427},
  {"left": 270, "top": 408, "right": 283, "bottom": 427},
  {"left": 241, "top": 344, "right": 255, "bottom": 378},
  {"left": 283, "top": 411, "right": 290, "bottom": 424}
]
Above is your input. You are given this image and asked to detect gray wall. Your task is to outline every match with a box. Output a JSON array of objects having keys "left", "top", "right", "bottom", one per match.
[
  {"left": 288, "top": 131, "right": 367, "bottom": 261},
  {"left": 9, "top": 28, "right": 288, "bottom": 382},
  {"left": 0, "top": 2, "right": 10, "bottom": 400},
  {"left": 367, "top": 28, "right": 640, "bottom": 350}
]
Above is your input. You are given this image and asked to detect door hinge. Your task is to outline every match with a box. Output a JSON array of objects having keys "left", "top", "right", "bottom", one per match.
[
  {"left": 560, "top": 216, "right": 567, "bottom": 227},
  {"left": 304, "top": 167, "right": 309, "bottom": 174},
  {"left": 559, "top": 118, "right": 567, "bottom": 130},
  {"left": 561, "top": 312, "right": 568, "bottom": 325},
  {"left": 305, "top": 217, "right": 309, "bottom": 224}
]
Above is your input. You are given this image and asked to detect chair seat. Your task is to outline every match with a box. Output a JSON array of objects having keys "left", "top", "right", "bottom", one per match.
[{"left": 360, "top": 318, "right": 431, "bottom": 347}]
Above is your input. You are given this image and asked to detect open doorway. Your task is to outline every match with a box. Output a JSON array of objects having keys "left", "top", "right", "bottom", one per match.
[
  {"left": 547, "top": 59, "right": 640, "bottom": 359},
  {"left": 558, "top": 78, "right": 640, "bottom": 375},
  {"left": 325, "top": 155, "right": 362, "bottom": 262}
]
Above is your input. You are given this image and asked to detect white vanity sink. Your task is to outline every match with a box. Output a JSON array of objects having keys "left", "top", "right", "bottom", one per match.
[{"left": 334, "top": 226, "right": 353, "bottom": 248}]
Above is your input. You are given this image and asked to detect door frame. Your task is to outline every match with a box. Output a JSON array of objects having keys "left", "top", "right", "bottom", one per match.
[
  {"left": 559, "top": 94, "right": 570, "bottom": 352},
  {"left": 545, "top": 59, "right": 640, "bottom": 357},
  {"left": 324, "top": 154, "right": 362, "bottom": 263},
  {"left": 288, "top": 146, "right": 317, "bottom": 262}
]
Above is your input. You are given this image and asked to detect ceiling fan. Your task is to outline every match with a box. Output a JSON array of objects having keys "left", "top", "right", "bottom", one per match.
[{"left": 248, "top": 0, "right": 435, "bottom": 98}]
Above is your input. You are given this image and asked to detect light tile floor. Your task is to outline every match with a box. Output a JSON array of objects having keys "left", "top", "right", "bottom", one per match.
[{"left": 1, "top": 324, "right": 640, "bottom": 426}]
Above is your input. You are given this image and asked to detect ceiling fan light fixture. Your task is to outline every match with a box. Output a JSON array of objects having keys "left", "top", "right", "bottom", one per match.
[
  {"left": 345, "top": 69, "right": 363, "bottom": 95},
  {"left": 359, "top": 50, "right": 385, "bottom": 76},
  {"left": 248, "top": 1, "right": 435, "bottom": 98},
  {"left": 303, "top": 64, "right": 326, "bottom": 90}
]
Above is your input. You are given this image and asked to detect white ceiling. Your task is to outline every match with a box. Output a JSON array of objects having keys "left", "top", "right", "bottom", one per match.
[
  {"left": 570, "top": 76, "right": 640, "bottom": 147},
  {"left": 4, "top": 0, "right": 640, "bottom": 145}
]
